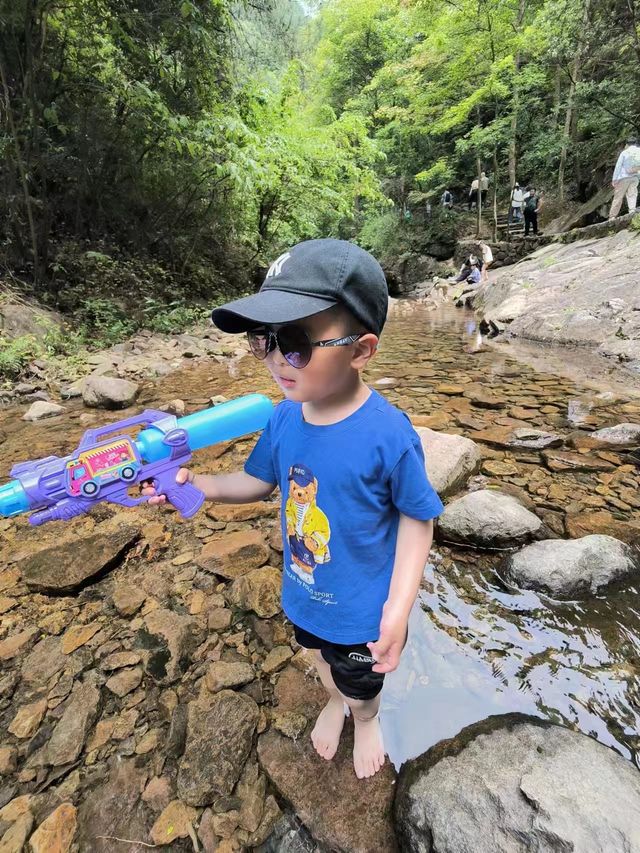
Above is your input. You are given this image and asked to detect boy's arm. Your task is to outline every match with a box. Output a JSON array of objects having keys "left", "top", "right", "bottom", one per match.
[
  {"left": 144, "top": 469, "right": 276, "bottom": 506},
  {"left": 367, "top": 514, "right": 434, "bottom": 674}
]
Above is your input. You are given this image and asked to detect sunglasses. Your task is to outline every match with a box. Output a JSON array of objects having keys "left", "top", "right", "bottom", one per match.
[{"left": 247, "top": 325, "right": 364, "bottom": 369}]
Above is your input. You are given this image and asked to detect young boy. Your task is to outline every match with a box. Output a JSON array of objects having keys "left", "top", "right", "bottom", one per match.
[{"left": 144, "top": 238, "right": 443, "bottom": 778}]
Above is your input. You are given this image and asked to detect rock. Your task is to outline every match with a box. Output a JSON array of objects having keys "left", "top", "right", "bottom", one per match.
[
  {"left": 542, "top": 449, "right": 615, "bottom": 472},
  {"left": 82, "top": 375, "right": 139, "bottom": 409},
  {"left": 437, "top": 490, "right": 544, "bottom": 548},
  {"left": 139, "top": 608, "right": 204, "bottom": 683},
  {"left": 0, "top": 748, "right": 17, "bottom": 775},
  {"left": 262, "top": 646, "right": 293, "bottom": 675},
  {"left": 135, "top": 728, "right": 163, "bottom": 755},
  {"left": 142, "top": 777, "right": 173, "bottom": 813},
  {"left": 462, "top": 388, "right": 507, "bottom": 408},
  {"left": 207, "top": 501, "right": 277, "bottom": 523},
  {"left": 0, "top": 796, "right": 32, "bottom": 822},
  {"left": 205, "top": 662, "right": 255, "bottom": 694},
  {"left": 0, "top": 598, "right": 16, "bottom": 615},
  {"left": 0, "top": 811, "right": 34, "bottom": 853},
  {"left": 46, "top": 681, "right": 100, "bottom": 766},
  {"left": 178, "top": 690, "right": 259, "bottom": 805},
  {"left": 395, "top": 714, "right": 640, "bottom": 853},
  {"left": 112, "top": 585, "right": 146, "bottom": 617},
  {"left": 565, "top": 510, "right": 640, "bottom": 544},
  {"left": 20, "top": 527, "right": 139, "bottom": 594},
  {"left": 100, "top": 651, "right": 141, "bottom": 671},
  {"left": 105, "top": 667, "right": 143, "bottom": 697},
  {"left": 197, "top": 530, "right": 270, "bottom": 579},
  {"left": 503, "top": 535, "right": 640, "bottom": 598},
  {"left": 271, "top": 711, "right": 307, "bottom": 740},
  {"left": 29, "top": 803, "right": 77, "bottom": 853},
  {"left": 416, "top": 428, "right": 481, "bottom": 498},
  {"left": 150, "top": 800, "right": 197, "bottom": 846},
  {"left": 571, "top": 422, "right": 640, "bottom": 448},
  {"left": 481, "top": 460, "right": 519, "bottom": 477},
  {"left": 208, "top": 607, "right": 233, "bottom": 632},
  {"left": 258, "top": 728, "right": 397, "bottom": 853},
  {"left": 8, "top": 699, "right": 48, "bottom": 739},
  {"left": 508, "top": 428, "right": 564, "bottom": 449},
  {"left": 0, "top": 627, "right": 39, "bottom": 661},
  {"left": 61, "top": 622, "right": 101, "bottom": 654},
  {"left": 21, "top": 637, "right": 66, "bottom": 684},
  {"left": 227, "top": 567, "right": 282, "bottom": 618},
  {"left": 22, "top": 401, "right": 65, "bottom": 421},
  {"left": 76, "top": 758, "right": 149, "bottom": 852}
]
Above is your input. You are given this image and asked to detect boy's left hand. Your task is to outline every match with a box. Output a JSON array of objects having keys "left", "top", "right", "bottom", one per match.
[{"left": 367, "top": 608, "right": 408, "bottom": 674}]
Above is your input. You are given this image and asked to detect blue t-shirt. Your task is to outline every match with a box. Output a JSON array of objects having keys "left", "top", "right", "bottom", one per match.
[{"left": 244, "top": 389, "right": 444, "bottom": 644}]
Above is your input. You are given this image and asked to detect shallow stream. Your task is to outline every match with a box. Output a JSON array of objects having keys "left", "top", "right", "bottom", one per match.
[{"left": 1, "top": 302, "right": 639, "bottom": 772}]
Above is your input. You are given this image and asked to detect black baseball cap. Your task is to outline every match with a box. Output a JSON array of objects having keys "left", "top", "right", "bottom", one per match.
[{"left": 211, "top": 238, "right": 388, "bottom": 336}]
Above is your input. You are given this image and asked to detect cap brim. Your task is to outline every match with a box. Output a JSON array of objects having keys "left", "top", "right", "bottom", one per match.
[{"left": 211, "top": 289, "right": 337, "bottom": 333}]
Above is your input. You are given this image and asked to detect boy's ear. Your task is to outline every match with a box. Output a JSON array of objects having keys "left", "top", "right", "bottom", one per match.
[{"left": 351, "top": 333, "right": 379, "bottom": 368}]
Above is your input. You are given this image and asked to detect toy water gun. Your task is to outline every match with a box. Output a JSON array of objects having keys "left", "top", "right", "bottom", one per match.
[{"left": 0, "top": 393, "right": 273, "bottom": 526}]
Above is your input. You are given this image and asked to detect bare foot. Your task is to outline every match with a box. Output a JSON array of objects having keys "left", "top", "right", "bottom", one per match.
[
  {"left": 311, "top": 696, "right": 346, "bottom": 760},
  {"left": 353, "top": 714, "right": 385, "bottom": 779}
]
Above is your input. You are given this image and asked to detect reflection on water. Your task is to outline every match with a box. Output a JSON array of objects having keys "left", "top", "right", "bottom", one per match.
[{"left": 382, "top": 553, "right": 640, "bottom": 770}]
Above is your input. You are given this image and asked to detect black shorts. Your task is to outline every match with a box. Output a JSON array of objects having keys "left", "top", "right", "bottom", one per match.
[{"left": 293, "top": 624, "right": 384, "bottom": 701}]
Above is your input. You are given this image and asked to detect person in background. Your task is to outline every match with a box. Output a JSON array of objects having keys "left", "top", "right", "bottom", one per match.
[
  {"left": 452, "top": 254, "right": 479, "bottom": 283},
  {"left": 441, "top": 188, "right": 454, "bottom": 209},
  {"left": 524, "top": 187, "right": 541, "bottom": 236},
  {"left": 468, "top": 178, "right": 479, "bottom": 210},
  {"left": 609, "top": 136, "right": 640, "bottom": 220},
  {"left": 510, "top": 183, "right": 524, "bottom": 222},
  {"left": 465, "top": 260, "right": 482, "bottom": 286},
  {"left": 480, "top": 171, "right": 489, "bottom": 205},
  {"left": 479, "top": 242, "right": 493, "bottom": 283}
]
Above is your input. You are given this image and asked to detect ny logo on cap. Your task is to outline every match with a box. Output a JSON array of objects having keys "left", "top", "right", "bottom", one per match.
[{"left": 266, "top": 252, "right": 291, "bottom": 279}]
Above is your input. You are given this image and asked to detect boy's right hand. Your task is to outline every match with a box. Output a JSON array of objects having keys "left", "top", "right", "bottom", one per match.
[{"left": 140, "top": 468, "right": 193, "bottom": 506}]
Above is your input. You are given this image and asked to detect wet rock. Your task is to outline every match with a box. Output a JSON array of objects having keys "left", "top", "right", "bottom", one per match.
[
  {"left": 570, "top": 422, "right": 640, "bottom": 449},
  {"left": 565, "top": 511, "right": 640, "bottom": 545},
  {"left": 178, "top": 690, "right": 259, "bottom": 805},
  {"left": 227, "top": 567, "right": 282, "bottom": 618},
  {"left": 45, "top": 681, "right": 100, "bottom": 766},
  {"left": 76, "top": 758, "right": 149, "bottom": 852},
  {"left": 205, "top": 661, "right": 255, "bottom": 693},
  {"left": 20, "top": 527, "right": 140, "bottom": 594},
  {"left": 437, "top": 490, "right": 544, "bottom": 548},
  {"left": 0, "top": 811, "right": 34, "bottom": 852},
  {"left": 29, "top": 802, "right": 76, "bottom": 853},
  {"left": 105, "top": 667, "right": 143, "bottom": 697},
  {"left": 150, "top": 799, "right": 197, "bottom": 846},
  {"left": 22, "top": 401, "right": 65, "bottom": 422},
  {"left": 197, "top": 530, "right": 270, "bottom": 579},
  {"left": 8, "top": 699, "right": 48, "bottom": 739},
  {"left": 542, "top": 449, "right": 615, "bottom": 473},
  {"left": 395, "top": 714, "right": 640, "bottom": 853},
  {"left": 258, "top": 728, "right": 397, "bottom": 853},
  {"left": 503, "top": 535, "right": 640, "bottom": 598},
  {"left": 417, "top": 428, "right": 481, "bottom": 498},
  {"left": 82, "top": 375, "right": 139, "bottom": 409},
  {"left": 139, "top": 608, "right": 204, "bottom": 683}
]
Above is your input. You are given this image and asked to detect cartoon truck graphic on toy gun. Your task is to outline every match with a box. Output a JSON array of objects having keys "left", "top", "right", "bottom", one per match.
[{"left": 0, "top": 393, "right": 273, "bottom": 526}]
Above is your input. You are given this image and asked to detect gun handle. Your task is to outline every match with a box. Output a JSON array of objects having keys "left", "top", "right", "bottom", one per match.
[{"left": 158, "top": 479, "right": 205, "bottom": 519}]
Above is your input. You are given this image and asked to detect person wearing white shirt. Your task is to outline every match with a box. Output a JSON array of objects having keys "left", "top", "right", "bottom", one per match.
[
  {"left": 510, "top": 183, "right": 524, "bottom": 222},
  {"left": 468, "top": 178, "right": 479, "bottom": 210},
  {"left": 609, "top": 136, "right": 640, "bottom": 219}
]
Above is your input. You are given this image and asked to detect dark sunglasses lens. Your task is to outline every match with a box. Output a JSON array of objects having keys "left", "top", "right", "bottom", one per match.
[
  {"left": 278, "top": 326, "right": 311, "bottom": 369},
  {"left": 247, "top": 331, "right": 269, "bottom": 360}
]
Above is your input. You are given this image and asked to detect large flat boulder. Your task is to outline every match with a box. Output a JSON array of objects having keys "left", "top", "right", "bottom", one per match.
[
  {"left": 502, "top": 535, "right": 640, "bottom": 598},
  {"left": 395, "top": 714, "right": 640, "bottom": 853},
  {"left": 437, "top": 489, "right": 544, "bottom": 547}
]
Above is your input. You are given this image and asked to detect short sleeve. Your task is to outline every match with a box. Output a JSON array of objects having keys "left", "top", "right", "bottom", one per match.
[
  {"left": 244, "top": 418, "right": 277, "bottom": 485},
  {"left": 389, "top": 437, "right": 444, "bottom": 521}
]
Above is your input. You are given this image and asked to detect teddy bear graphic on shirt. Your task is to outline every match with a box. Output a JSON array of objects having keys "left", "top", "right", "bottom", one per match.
[{"left": 285, "top": 463, "right": 331, "bottom": 586}]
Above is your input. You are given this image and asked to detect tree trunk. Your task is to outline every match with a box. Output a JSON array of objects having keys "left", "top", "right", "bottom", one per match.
[
  {"left": 558, "top": 0, "right": 591, "bottom": 201},
  {"left": 508, "top": 0, "right": 527, "bottom": 188}
]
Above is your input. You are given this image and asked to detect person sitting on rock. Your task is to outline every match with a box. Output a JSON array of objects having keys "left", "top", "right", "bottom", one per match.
[
  {"left": 452, "top": 254, "right": 479, "bottom": 283},
  {"left": 142, "top": 239, "right": 443, "bottom": 780}
]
